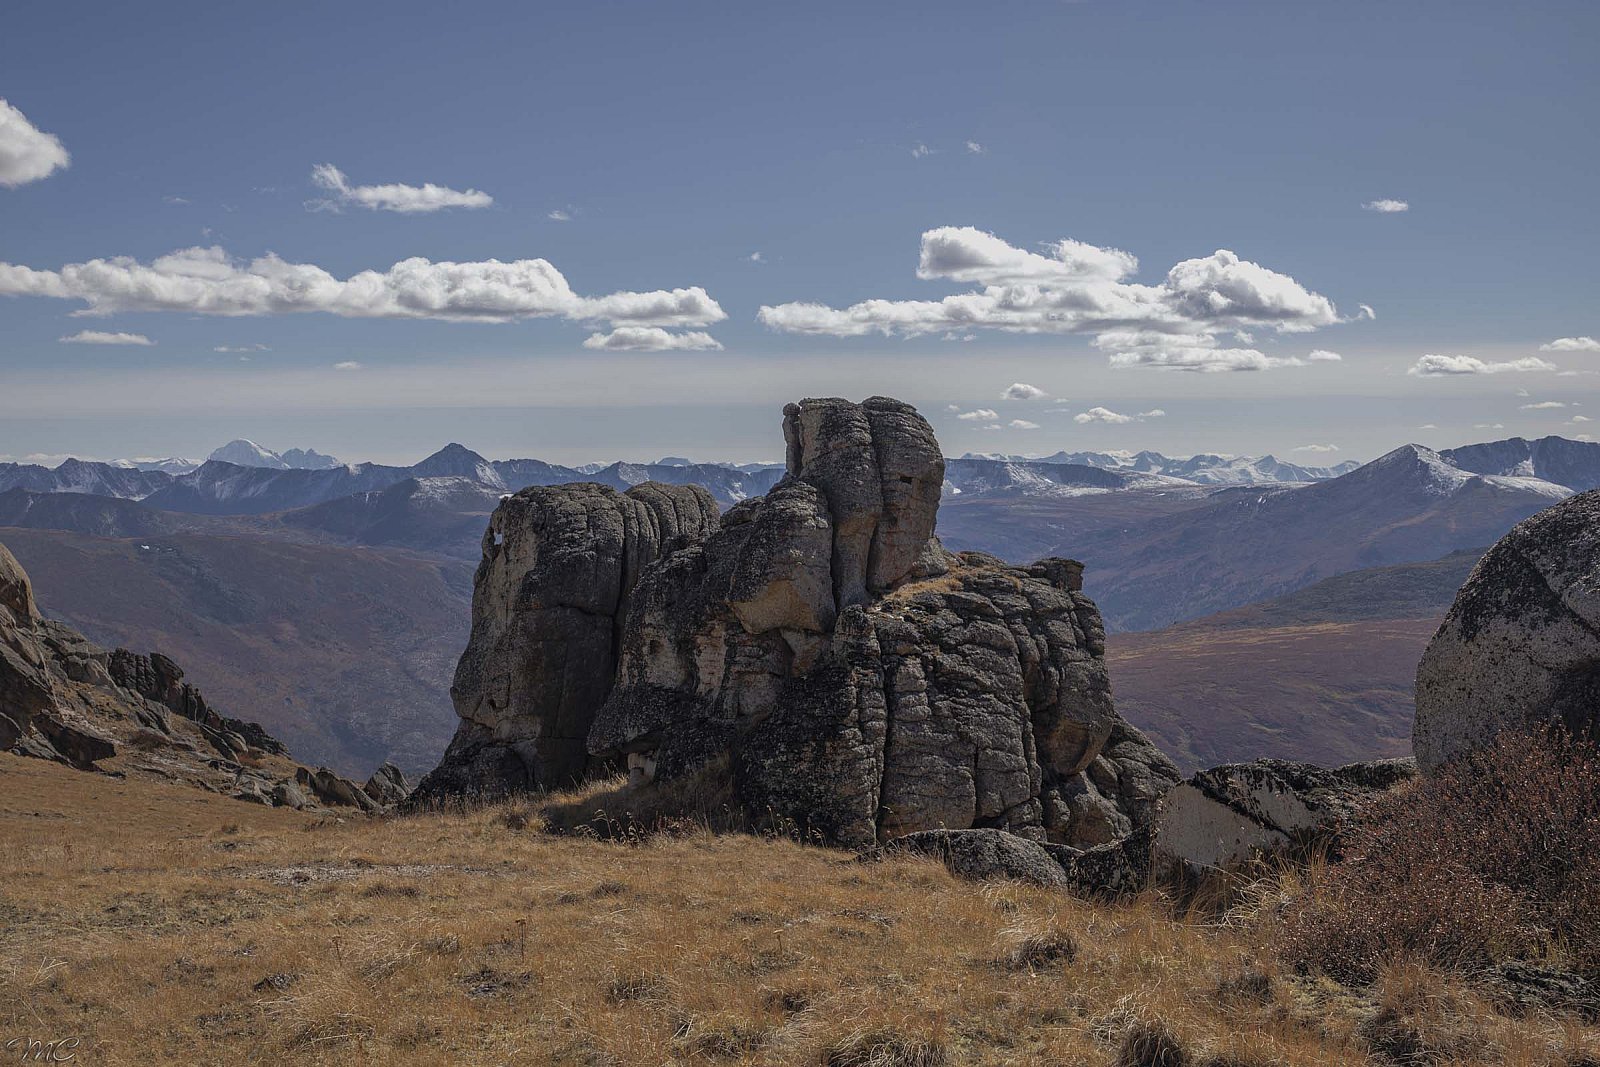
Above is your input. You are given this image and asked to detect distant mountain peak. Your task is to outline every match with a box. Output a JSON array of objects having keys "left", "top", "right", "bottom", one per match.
[{"left": 207, "top": 439, "right": 341, "bottom": 471}]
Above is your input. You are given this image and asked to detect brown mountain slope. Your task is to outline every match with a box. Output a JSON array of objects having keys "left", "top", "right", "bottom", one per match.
[
  {"left": 0, "top": 528, "right": 471, "bottom": 776},
  {"left": 1107, "top": 550, "right": 1483, "bottom": 772}
]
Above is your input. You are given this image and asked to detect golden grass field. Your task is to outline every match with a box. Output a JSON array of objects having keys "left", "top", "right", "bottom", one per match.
[{"left": 3, "top": 753, "right": 1597, "bottom": 1066}]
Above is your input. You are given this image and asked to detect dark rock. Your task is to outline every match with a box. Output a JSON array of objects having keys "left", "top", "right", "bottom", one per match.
[
  {"left": 407, "top": 481, "right": 719, "bottom": 806},
  {"left": 869, "top": 828, "right": 1070, "bottom": 889},
  {"left": 308, "top": 767, "right": 379, "bottom": 811},
  {"left": 1415, "top": 489, "right": 1600, "bottom": 771},
  {"left": 1151, "top": 758, "right": 1415, "bottom": 878},
  {"left": 363, "top": 761, "right": 411, "bottom": 806},
  {"left": 270, "top": 780, "right": 308, "bottom": 810}
]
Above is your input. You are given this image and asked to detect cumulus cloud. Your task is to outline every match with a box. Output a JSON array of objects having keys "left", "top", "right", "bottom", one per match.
[
  {"left": 1541, "top": 336, "right": 1600, "bottom": 352},
  {"left": 1357, "top": 304, "right": 1376, "bottom": 320},
  {"left": 1363, "top": 199, "right": 1410, "bottom": 213},
  {"left": 1407, "top": 354, "right": 1559, "bottom": 376},
  {"left": 1002, "top": 382, "right": 1047, "bottom": 400},
  {"left": 58, "top": 329, "right": 153, "bottom": 346},
  {"left": 581, "top": 327, "right": 724, "bottom": 352},
  {"left": 1570, "top": 415, "right": 1593, "bottom": 424},
  {"left": 1520, "top": 401, "right": 1567, "bottom": 410},
  {"left": 911, "top": 143, "right": 932, "bottom": 159},
  {"left": 1074, "top": 406, "right": 1135, "bottom": 424},
  {"left": 1008, "top": 419, "right": 1040, "bottom": 430},
  {"left": 1419, "top": 424, "right": 1439, "bottom": 430},
  {"left": 0, "top": 99, "right": 69, "bottom": 187},
  {"left": 0, "top": 246, "right": 727, "bottom": 336},
  {"left": 309, "top": 163, "right": 493, "bottom": 214},
  {"left": 333, "top": 360, "right": 362, "bottom": 370},
  {"left": 1307, "top": 349, "right": 1342, "bottom": 362},
  {"left": 966, "top": 141, "right": 986, "bottom": 154},
  {"left": 1475, "top": 423, "right": 1506, "bottom": 430},
  {"left": 956, "top": 408, "right": 999, "bottom": 421},
  {"left": 1293, "top": 443, "right": 1340, "bottom": 453},
  {"left": 547, "top": 209, "right": 571, "bottom": 222},
  {"left": 1137, "top": 409, "right": 1166, "bottom": 418},
  {"left": 758, "top": 227, "right": 1342, "bottom": 372}
]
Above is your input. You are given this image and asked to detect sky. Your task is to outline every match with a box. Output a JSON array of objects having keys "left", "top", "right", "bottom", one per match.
[{"left": 1, "top": 0, "right": 1596, "bottom": 467}]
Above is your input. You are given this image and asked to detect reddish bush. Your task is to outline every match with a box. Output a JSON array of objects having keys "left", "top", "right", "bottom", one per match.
[{"left": 1280, "top": 729, "right": 1600, "bottom": 982}]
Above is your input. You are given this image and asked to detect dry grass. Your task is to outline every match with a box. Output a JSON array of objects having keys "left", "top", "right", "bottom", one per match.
[{"left": 2, "top": 753, "right": 1597, "bottom": 1065}]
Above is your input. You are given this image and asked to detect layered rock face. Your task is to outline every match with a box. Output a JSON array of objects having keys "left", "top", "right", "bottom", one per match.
[
  {"left": 1414, "top": 489, "right": 1600, "bottom": 772},
  {"left": 583, "top": 397, "right": 1178, "bottom": 848},
  {"left": 409, "top": 481, "right": 719, "bottom": 802}
]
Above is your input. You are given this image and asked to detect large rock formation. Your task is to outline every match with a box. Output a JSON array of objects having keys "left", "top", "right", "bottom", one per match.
[
  {"left": 417, "top": 396, "right": 1176, "bottom": 847},
  {"left": 1414, "top": 489, "right": 1600, "bottom": 772},
  {"left": 409, "top": 481, "right": 719, "bottom": 803},
  {"left": 2, "top": 538, "right": 393, "bottom": 812}
]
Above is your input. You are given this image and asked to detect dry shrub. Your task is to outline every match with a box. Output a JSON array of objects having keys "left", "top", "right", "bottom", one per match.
[
  {"left": 1281, "top": 729, "right": 1600, "bottom": 982},
  {"left": 541, "top": 760, "right": 742, "bottom": 841},
  {"left": 824, "top": 1027, "right": 949, "bottom": 1067},
  {"left": 1116, "top": 1018, "right": 1191, "bottom": 1067},
  {"left": 994, "top": 923, "right": 1078, "bottom": 972}
]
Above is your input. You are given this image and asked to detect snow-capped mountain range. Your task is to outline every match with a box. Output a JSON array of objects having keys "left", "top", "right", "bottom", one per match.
[{"left": 960, "top": 449, "right": 1363, "bottom": 486}]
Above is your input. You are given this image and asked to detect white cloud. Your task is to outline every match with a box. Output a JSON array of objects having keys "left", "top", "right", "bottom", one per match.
[
  {"left": 1541, "top": 336, "right": 1600, "bottom": 352},
  {"left": 309, "top": 163, "right": 493, "bottom": 214},
  {"left": 965, "top": 141, "right": 986, "bottom": 154},
  {"left": 58, "top": 329, "right": 152, "bottom": 346},
  {"left": 1570, "top": 415, "right": 1593, "bottom": 424},
  {"left": 1293, "top": 443, "right": 1340, "bottom": 453},
  {"left": 547, "top": 209, "right": 571, "bottom": 222},
  {"left": 213, "top": 343, "right": 270, "bottom": 353},
  {"left": 0, "top": 99, "right": 69, "bottom": 187},
  {"left": 1407, "top": 354, "right": 1559, "bottom": 376},
  {"left": 911, "top": 143, "right": 932, "bottom": 159},
  {"left": 1579, "top": 434, "right": 1595, "bottom": 442},
  {"left": 333, "top": 360, "right": 362, "bottom": 370},
  {"left": 1357, "top": 304, "right": 1376, "bottom": 320},
  {"left": 1419, "top": 423, "right": 1439, "bottom": 430},
  {"left": 749, "top": 252, "right": 763, "bottom": 263},
  {"left": 0, "top": 246, "right": 727, "bottom": 332},
  {"left": 581, "top": 327, "right": 723, "bottom": 352},
  {"left": 1008, "top": 419, "right": 1040, "bottom": 430},
  {"left": 1137, "top": 409, "right": 1166, "bottom": 418},
  {"left": 1475, "top": 423, "right": 1506, "bottom": 430},
  {"left": 1363, "top": 199, "right": 1410, "bottom": 213},
  {"left": 1520, "top": 401, "right": 1567, "bottom": 410},
  {"left": 1002, "top": 382, "right": 1047, "bottom": 401},
  {"left": 1307, "top": 349, "right": 1343, "bottom": 362},
  {"left": 758, "top": 228, "right": 1341, "bottom": 373},
  {"left": 1074, "top": 406, "right": 1135, "bottom": 424},
  {"left": 163, "top": 196, "right": 190, "bottom": 205},
  {"left": 956, "top": 408, "right": 998, "bottom": 421}
]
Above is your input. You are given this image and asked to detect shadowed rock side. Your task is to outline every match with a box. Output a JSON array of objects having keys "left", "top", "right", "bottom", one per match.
[
  {"left": 409, "top": 481, "right": 720, "bottom": 803},
  {"left": 1414, "top": 488, "right": 1600, "bottom": 772},
  {"left": 585, "top": 397, "right": 1180, "bottom": 848}
]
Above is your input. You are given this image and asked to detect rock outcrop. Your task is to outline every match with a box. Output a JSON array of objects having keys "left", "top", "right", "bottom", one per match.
[
  {"left": 1, "top": 538, "right": 391, "bottom": 813},
  {"left": 1150, "top": 758, "right": 1416, "bottom": 880},
  {"left": 408, "top": 481, "right": 720, "bottom": 803},
  {"left": 1414, "top": 489, "right": 1600, "bottom": 772},
  {"left": 415, "top": 397, "right": 1177, "bottom": 848}
]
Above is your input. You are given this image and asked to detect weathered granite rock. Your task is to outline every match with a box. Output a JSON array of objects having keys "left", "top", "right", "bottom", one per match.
[
  {"left": 363, "top": 761, "right": 412, "bottom": 806},
  {"left": 408, "top": 482, "right": 719, "bottom": 804},
  {"left": 1150, "top": 758, "right": 1415, "bottom": 879},
  {"left": 869, "top": 827, "right": 1071, "bottom": 889},
  {"left": 1415, "top": 489, "right": 1600, "bottom": 772},
  {"left": 107, "top": 648, "right": 286, "bottom": 758},
  {"left": 584, "top": 397, "right": 1176, "bottom": 848}
]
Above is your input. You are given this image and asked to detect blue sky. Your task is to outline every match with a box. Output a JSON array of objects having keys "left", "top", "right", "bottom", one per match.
[{"left": 1, "top": 0, "right": 1596, "bottom": 466}]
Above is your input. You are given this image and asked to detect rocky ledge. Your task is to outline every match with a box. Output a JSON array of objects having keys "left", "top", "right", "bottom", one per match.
[{"left": 1, "top": 539, "right": 405, "bottom": 814}]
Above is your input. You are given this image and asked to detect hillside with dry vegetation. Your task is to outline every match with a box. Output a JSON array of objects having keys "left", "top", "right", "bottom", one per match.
[{"left": 4, "top": 753, "right": 1598, "bottom": 1066}]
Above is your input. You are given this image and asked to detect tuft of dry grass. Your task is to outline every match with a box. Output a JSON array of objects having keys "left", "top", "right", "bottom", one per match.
[{"left": 2, "top": 752, "right": 1598, "bottom": 1064}]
